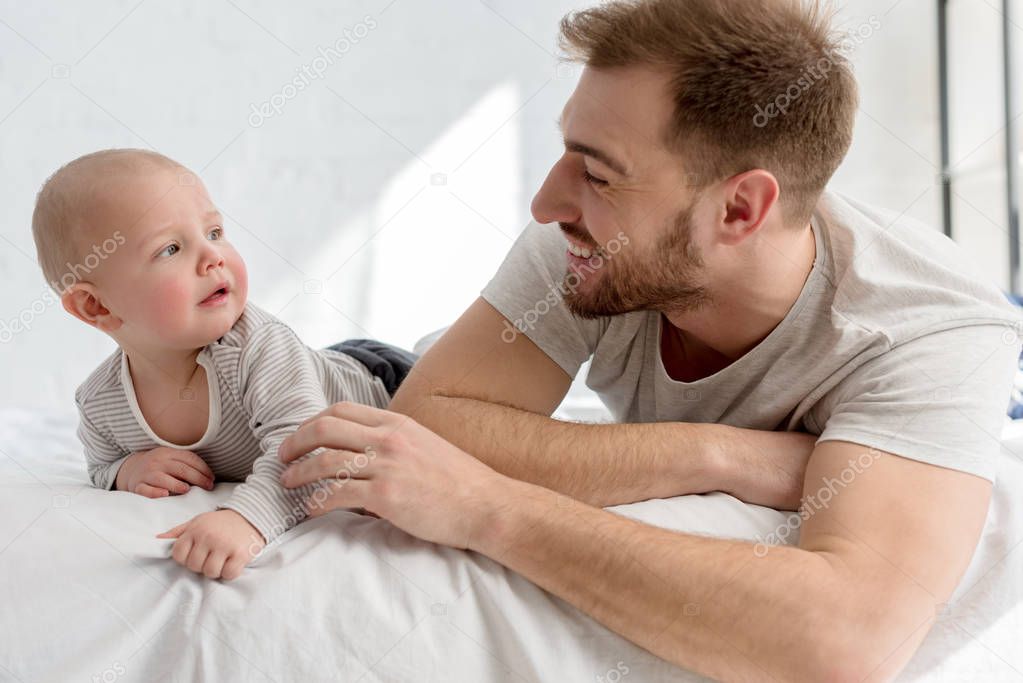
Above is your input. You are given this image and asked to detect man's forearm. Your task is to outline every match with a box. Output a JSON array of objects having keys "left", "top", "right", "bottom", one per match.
[
  {"left": 472, "top": 478, "right": 857, "bottom": 682},
  {"left": 397, "top": 393, "right": 711, "bottom": 507},
  {"left": 397, "top": 394, "right": 813, "bottom": 509}
]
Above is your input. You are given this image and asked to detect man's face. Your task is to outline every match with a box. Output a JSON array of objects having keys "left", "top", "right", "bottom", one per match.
[{"left": 530, "top": 65, "right": 711, "bottom": 318}]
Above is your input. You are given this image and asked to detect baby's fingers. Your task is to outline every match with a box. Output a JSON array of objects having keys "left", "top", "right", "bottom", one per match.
[
  {"left": 171, "top": 534, "right": 193, "bottom": 565},
  {"left": 156, "top": 521, "right": 188, "bottom": 539},
  {"left": 136, "top": 483, "right": 170, "bottom": 498},
  {"left": 173, "top": 451, "right": 215, "bottom": 482},
  {"left": 147, "top": 472, "right": 191, "bottom": 495},
  {"left": 164, "top": 460, "right": 214, "bottom": 490},
  {"left": 201, "top": 551, "right": 228, "bottom": 579},
  {"left": 221, "top": 554, "right": 248, "bottom": 581},
  {"left": 185, "top": 544, "right": 209, "bottom": 574}
]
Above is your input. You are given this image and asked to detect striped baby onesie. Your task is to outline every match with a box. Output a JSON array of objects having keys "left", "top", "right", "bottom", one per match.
[{"left": 74, "top": 302, "right": 390, "bottom": 543}]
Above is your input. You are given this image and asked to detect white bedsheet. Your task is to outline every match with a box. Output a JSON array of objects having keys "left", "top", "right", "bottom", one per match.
[{"left": 0, "top": 408, "right": 1020, "bottom": 682}]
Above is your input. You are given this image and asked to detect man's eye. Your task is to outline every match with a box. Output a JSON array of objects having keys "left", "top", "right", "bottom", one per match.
[
  {"left": 582, "top": 169, "right": 608, "bottom": 186},
  {"left": 157, "top": 244, "right": 180, "bottom": 258},
  {"left": 208, "top": 227, "right": 223, "bottom": 241}
]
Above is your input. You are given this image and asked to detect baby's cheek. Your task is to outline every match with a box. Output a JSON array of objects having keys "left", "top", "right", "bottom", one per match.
[
  {"left": 228, "top": 251, "right": 248, "bottom": 302},
  {"left": 148, "top": 277, "right": 194, "bottom": 329}
]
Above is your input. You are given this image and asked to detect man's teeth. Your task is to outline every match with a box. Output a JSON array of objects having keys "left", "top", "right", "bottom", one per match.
[{"left": 568, "top": 243, "right": 595, "bottom": 258}]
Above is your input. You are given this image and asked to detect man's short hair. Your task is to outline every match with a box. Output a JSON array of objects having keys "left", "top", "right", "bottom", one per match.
[{"left": 560, "top": 0, "right": 860, "bottom": 226}]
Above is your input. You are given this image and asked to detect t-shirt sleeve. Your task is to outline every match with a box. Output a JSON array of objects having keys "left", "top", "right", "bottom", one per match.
[
  {"left": 480, "top": 221, "right": 604, "bottom": 378},
  {"left": 811, "top": 324, "right": 1019, "bottom": 483},
  {"left": 219, "top": 322, "right": 332, "bottom": 544}
]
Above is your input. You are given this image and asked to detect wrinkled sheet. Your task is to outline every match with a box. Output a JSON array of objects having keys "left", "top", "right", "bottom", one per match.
[{"left": 1, "top": 408, "right": 1020, "bottom": 682}]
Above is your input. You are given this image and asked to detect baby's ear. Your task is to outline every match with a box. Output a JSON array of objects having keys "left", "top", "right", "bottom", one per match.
[{"left": 61, "top": 283, "right": 122, "bottom": 332}]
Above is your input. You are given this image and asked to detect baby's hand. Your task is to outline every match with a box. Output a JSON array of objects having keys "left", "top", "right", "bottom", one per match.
[
  {"left": 116, "top": 447, "right": 215, "bottom": 498},
  {"left": 156, "top": 509, "right": 266, "bottom": 580}
]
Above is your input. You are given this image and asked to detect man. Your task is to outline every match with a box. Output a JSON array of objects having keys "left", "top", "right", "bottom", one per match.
[{"left": 277, "top": 0, "right": 1021, "bottom": 679}]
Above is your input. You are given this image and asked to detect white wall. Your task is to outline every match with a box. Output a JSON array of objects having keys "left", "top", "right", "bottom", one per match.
[{"left": 0, "top": 0, "right": 1019, "bottom": 409}]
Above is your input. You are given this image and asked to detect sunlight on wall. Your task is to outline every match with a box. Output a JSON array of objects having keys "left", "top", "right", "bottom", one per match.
[
  {"left": 247, "top": 82, "right": 526, "bottom": 353},
  {"left": 362, "top": 81, "right": 524, "bottom": 349}
]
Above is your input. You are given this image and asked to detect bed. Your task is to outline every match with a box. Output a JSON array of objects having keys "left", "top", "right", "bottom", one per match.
[{"left": 1, "top": 403, "right": 1021, "bottom": 682}]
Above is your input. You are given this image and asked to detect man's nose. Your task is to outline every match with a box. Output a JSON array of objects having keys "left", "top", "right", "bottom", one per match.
[{"left": 531, "top": 156, "right": 582, "bottom": 226}]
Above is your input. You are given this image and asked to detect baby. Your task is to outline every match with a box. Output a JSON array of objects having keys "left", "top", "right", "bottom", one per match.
[{"left": 31, "top": 148, "right": 414, "bottom": 580}]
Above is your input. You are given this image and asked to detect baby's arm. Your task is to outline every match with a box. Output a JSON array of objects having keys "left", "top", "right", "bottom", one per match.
[
  {"left": 77, "top": 398, "right": 214, "bottom": 496},
  {"left": 217, "top": 322, "right": 335, "bottom": 544},
  {"left": 115, "top": 447, "right": 215, "bottom": 497},
  {"left": 76, "top": 401, "right": 133, "bottom": 490}
]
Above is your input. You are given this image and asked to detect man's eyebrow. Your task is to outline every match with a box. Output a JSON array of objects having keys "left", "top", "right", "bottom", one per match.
[
  {"left": 557, "top": 115, "right": 629, "bottom": 176},
  {"left": 563, "top": 139, "right": 629, "bottom": 176}
]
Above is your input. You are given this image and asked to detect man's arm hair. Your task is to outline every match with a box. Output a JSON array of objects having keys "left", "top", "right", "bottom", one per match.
[
  {"left": 471, "top": 440, "right": 992, "bottom": 681},
  {"left": 390, "top": 297, "right": 816, "bottom": 508}
]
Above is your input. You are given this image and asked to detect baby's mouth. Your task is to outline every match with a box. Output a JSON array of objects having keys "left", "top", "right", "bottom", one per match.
[{"left": 199, "top": 282, "right": 230, "bottom": 305}]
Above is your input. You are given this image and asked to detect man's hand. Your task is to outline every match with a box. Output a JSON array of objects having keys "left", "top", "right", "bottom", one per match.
[
  {"left": 115, "top": 447, "right": 215, "bottom": 498},
  {"left": 156, "top": 509, "right": 266, "bottom": 580},
  {"left": 278, "top": 401, "right": 510, "bottom": 550}
]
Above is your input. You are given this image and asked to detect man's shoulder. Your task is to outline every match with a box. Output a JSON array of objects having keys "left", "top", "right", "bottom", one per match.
[{"left": 817, "top": 190, "right": 1021, "bottom": 341}]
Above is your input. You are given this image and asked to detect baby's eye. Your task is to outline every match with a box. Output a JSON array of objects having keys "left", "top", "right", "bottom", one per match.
[
  {"left": 157, "top": 244, "right": 180, "bottom": 258},
  {"left": 208, "top": 227, "right": 223, "bottom": 241}
]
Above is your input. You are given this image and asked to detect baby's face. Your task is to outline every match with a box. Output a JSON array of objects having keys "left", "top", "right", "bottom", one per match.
[{"left": 85, "top": 167, "right": 248, "bottom": 351}]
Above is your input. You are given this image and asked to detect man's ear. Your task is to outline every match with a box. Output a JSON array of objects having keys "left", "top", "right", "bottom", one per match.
[
  {"left": 718, "top": 170, "right": 780, "bottom": 245},
  {"left": 61, "top": 283, "right": 123, "bottom": 333}
]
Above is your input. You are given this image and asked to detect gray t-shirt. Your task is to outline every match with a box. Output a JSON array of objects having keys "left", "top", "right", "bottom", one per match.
[{"left": 481, "top": 190, "right": 1023, "bottom": 484}]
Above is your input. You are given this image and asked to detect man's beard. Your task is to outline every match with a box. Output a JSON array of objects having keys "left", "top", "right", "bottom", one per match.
[{"left": 562, "top": 203, "right": 710, "bottom": 319}]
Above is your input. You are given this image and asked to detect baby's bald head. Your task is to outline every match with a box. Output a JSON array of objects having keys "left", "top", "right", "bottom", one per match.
[{"left": 32, "top": 148, "right": 188, "bottom": 292}]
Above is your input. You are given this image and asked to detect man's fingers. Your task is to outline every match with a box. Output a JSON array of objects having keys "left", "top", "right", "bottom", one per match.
[
  {"left": 281, "top": 449, "right": 369, "bottom": 488},
  {"left": 295, "top": 401, "right": 390, "bottom": 430},
  {"left": 136, "top": 483, "right": 170, "bottom": 498},
  {"left": 172, "top": 451, "right": 215, "bottom": 480},
  {"left": 148, "top": 472, "right": 191, "bottom": 495},
  {"left": 278, "top": 416, "right": 377, "bottom": 464},
  {"left": 304, "top": 478, "right": 370, "bottom": 518},
  {"left": 324, "top": 401, "right": 391, "bottom": 427}
]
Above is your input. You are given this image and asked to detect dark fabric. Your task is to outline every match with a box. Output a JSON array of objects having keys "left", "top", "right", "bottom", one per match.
[{"left": 326, "top": 339, "right": 419, "bottom": 397}]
